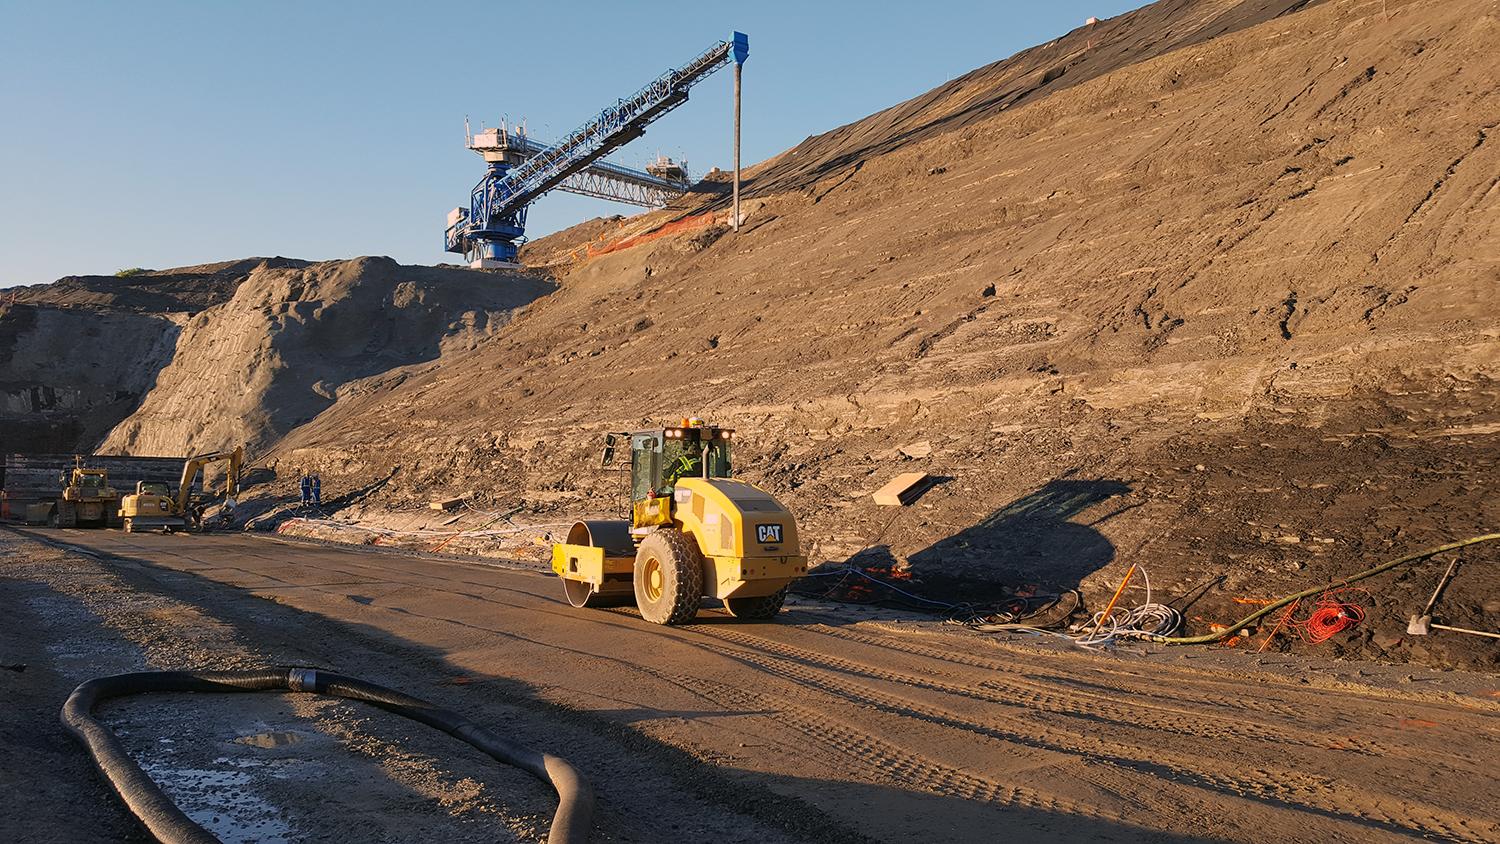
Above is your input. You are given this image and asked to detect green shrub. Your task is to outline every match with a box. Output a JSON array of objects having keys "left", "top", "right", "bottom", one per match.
[{"left": 114, "top": 267, "right": 150, "bottom": 277}]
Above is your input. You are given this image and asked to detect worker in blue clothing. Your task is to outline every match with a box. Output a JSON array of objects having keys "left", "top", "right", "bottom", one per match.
[
  {"left": 299, "top": 473, "right": 311, "bottom": 506},
  {"left": 311, "top": 474, "right": 322, "bottom": 507}
]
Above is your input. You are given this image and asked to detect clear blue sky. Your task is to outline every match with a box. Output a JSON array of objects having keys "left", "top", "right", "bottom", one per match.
[{"left": 0, "top": 0, "right": 1142, "bottom": 286}]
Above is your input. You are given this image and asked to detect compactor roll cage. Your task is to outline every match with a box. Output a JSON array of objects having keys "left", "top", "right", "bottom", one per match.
[{"left": 602, "top": 424, "right": 736, "bottom": 506}]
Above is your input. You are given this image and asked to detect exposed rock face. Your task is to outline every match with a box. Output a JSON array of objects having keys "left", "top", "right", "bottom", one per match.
[
  {"left": 100, "top": 257, "right": 553, "bottom": 457},
  {"left": 0, "top": 307, "right": 185, "bottom": 452},
  {"left": 0, "top": 260, "right": 270, "bottom": 452}
]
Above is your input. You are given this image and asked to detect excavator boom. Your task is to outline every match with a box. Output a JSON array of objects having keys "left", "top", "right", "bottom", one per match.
[{"left": 175, "top": 446, "right": 244, "bottom": 514}]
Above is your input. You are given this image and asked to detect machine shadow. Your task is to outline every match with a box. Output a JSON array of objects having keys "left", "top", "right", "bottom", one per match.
[
  {"left": 77, "top": 541, "right": 1230, "bottom": 844},
  {"left": 898, "top": 478, "right": 1132, "bottom": 603}
]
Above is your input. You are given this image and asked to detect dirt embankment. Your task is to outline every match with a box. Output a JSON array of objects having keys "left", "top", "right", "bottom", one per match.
[
  {"left": 99, "top": 257, "right": 554, "bottom": 458},
  {"left": 262, "top": 0, "right": 1497, "bottom": 667},
  {"left": 4, "top": 255, "right": 554, "bottom": 458},
  {"left": 739, "top": 0, "right": 1336, "bottom": 198},
  {"left": 10, "top": 0, "right": 1494, "bottom": 668},
  {"left": 0, "top": 260, "right": 282, "bottom": 452}
]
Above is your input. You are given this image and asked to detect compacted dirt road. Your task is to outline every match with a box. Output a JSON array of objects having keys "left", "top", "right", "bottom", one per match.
[{"left": 3, "top": 526, "right": 1498, "bottom": 843}]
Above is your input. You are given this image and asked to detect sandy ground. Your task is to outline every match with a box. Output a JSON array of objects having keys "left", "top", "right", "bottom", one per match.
[
  {"left": 4, "top": 526, "right": 1498, "bottom": 843},
  {"left": 5, "top": 0, "right": 1496, "bottom": 674},
  {"left": 261, "top": 0, "right": 1499, "bottom": 669}
]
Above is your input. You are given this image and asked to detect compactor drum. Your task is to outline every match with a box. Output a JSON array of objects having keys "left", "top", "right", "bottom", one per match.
[{"left": 551, "top": 419, "right": 807, "bottom": 624}]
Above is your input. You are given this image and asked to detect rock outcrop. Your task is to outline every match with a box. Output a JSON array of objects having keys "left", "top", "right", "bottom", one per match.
[{"left": 100, "top": 257, "right": 552, "bottom": 456}]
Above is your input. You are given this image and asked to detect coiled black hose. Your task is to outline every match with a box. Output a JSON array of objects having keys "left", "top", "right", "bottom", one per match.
[{"left": 60, "top": 668, "right": 593, "bottom": 844}]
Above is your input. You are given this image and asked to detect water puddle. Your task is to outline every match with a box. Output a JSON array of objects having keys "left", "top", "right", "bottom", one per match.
[
  {"left": 141, "top": 757, "right": 293, "bottom": 843},
  {"left": 234, "top": 730, "right": 305, "bottom": 749}
]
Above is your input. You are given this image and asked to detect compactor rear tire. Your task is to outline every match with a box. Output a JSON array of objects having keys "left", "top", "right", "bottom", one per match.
[
  {"left": 633, "top": 529, "right": 703, "bottom": 625},
  {"left": 723, "top": 587, "right": 788, "bottom": 621}
]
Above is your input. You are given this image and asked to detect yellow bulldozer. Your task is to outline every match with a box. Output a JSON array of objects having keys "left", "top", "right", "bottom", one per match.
[
  {"left": 47, "top": 460, "right": 121, "bottom": 528},
  {"left": 551, "top": 419, "right": 807, "bottom": 624},
  {"left": 119, "top": 446, "right": 243, "bottom": 533}
]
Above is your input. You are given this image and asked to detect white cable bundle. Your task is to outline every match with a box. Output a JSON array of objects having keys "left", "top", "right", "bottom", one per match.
[{"left": 1071, "top": 564, "right": 1181, "bottom": 647}]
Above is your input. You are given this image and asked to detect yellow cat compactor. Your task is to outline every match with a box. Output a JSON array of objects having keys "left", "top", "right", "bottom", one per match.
[{"left": 552, "top": 419, "right": 807, "bottom": 624}]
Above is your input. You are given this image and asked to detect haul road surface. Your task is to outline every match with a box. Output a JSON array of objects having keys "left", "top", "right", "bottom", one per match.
[{"left": 2, "top": 527, "right": 1497, "bottom": 843}]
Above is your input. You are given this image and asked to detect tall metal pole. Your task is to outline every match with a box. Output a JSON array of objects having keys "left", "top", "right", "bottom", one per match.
[
  {"left": 730, "top": 31, "right": 748, "bottom": 233},
  {"left": 733, "top": 60, "right": 742, "bottom": 232}
]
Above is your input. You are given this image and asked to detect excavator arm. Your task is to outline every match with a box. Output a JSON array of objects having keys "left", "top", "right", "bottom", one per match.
[{"left": 174, "top": 446, "right": 244, "bottom": 515}]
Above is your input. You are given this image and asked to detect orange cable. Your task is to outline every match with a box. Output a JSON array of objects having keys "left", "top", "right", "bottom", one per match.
[
  {"left": 1091, "top": 563, "right": 1138, "bottom": 637},
  {"left": 1257, "top": 597, "right": 1301, "bottom": 652}
]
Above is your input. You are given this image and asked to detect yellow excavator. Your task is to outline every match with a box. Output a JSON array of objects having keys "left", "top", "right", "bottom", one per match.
[
  {"left": 119, "top": 446, "right": 243, "bottom": 533},
  {"left": 551, "top": 419, "right": 807, "bottom": 624}
]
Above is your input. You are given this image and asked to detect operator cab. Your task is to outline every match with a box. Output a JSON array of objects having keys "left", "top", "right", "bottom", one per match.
[
  {"left": 622, "top": 419, "right": 735, "bottom": 501},
  {"left": 138, "top": 481, "right": 171, "bottom": 496}
]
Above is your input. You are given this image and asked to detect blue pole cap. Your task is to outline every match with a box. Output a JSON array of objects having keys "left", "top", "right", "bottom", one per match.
[{"left": 732, "top": 31, "right": 749, "bottom": 64}]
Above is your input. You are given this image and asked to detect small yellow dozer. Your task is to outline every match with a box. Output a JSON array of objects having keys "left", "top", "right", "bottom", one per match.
[
  {"left": 551, "top": 419, "right": 807, "bottom": 624},
  {"left": 48, "top": 461, "right": 121, "bottom": 528}
]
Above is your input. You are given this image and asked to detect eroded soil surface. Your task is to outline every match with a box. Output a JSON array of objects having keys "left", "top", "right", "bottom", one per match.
[{"left": 5, "top": 528, "right": 1497, "bottom": 843}]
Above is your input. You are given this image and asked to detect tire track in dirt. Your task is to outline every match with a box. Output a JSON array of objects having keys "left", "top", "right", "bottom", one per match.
[
  {"left": 182, "top": 572, "right": 1088, "bottom": 833},
  {"left": 812, "top": 621, "right": 1498, "bottom": 724},
  {"left": 52, "top": 531, "right": 1500, "bottom": 842},
  {"left": 821, "top": 620, "right": 1500, "bottom": 772},
  {"left": 617, "top": 658, "right": 1112, "bottom": 831},
  {"left": 681, "top": 624, "right": 1499, "bottom": 843},
  {"left": 696, "top": 623, "right": 1335, "bottom": 749}
]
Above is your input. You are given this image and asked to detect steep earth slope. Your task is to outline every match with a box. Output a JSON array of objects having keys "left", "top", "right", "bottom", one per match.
[
  {"left": 741, "top": 0, "right": 1335, "bottom": 197},
  {"left": 267, "top": 0, "right": 1497, "bottom": 666},
  {"left": 101, "top": 257, "right": 552, "bottom": 457},
  {"left": 0, "top": 260, "right": 291, "bottom": 452}
]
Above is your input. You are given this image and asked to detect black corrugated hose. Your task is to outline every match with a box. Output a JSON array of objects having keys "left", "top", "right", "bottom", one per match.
[{"left": 60, "top": 668, "right": 593, "bottom": 844}]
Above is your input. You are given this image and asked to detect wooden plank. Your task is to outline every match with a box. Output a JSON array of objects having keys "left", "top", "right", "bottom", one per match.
[
  {"left": 872, "top": 472, "right": 932, "bottom": 506},
  {"left": 429, "top": 496, "right": 467, "bottom": 511}
]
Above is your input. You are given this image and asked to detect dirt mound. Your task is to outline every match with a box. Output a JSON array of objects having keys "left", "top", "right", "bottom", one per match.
[
  {"left": 11, "top": 0, "right": 1493, "bottom": 668},
  {"left": 0, "top": 259, "right": 287, "bottom": 452},
  {"left": 101, "top": 257, "right": 553, "bottom": 457},
  {"left": 267, "top": 0, "right": 1497, "bottom": 667},
  {"left": 6, "top": 258, "right": 294, "bottom": 313},
  {"left": 517, "top": 215, "right": 629, "bottom": 268}
]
